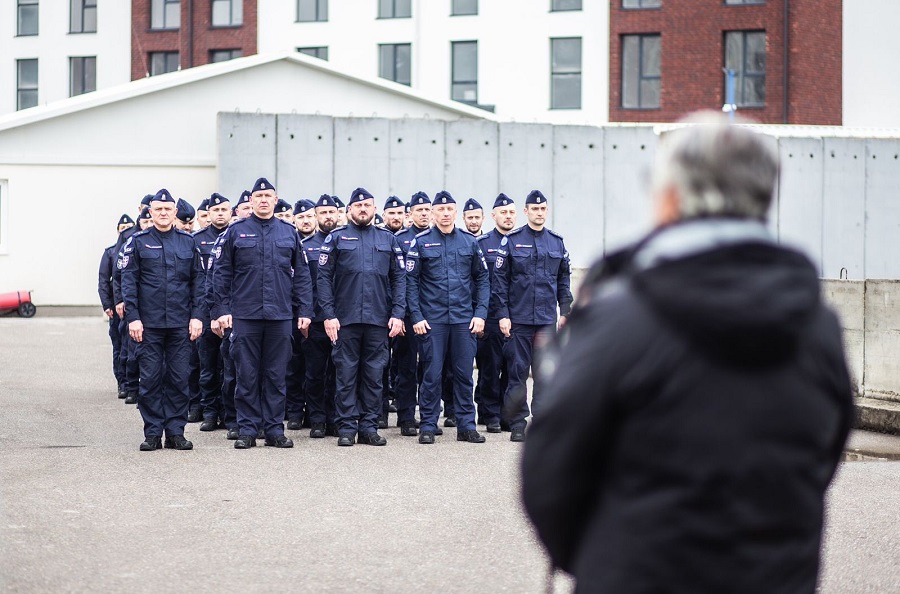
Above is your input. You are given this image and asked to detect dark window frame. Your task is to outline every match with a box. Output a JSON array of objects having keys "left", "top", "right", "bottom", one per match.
[
  {"left": 16, "top": 58, "right": 38, "bottom": 110},
  {"left": 297, "top": 46, "right": 329, "bottom": 60},
  {"left": 17, "top": 0, "right": 39, "bottom": 36},
  {"left": 69, "top": 56, "right": 96, "bottom": 97},
  {"left": 296, "top": 0, "right": 328, "bottom": 22},
  {"left": 451, "top": 0, "right": 478, "bottom": 16},
  {"left": 70, "top": 0, "right": 97, "bottom": 33},
  {"left": 149, "top": 51, "right": 180, "bottom": 75},
  {"left": 150, "top": 0, "right": 180, "bottom": 30},
  {"left": 378, "top": 0, "right": 412, "bottom": 19},
  {"left": 724, "top": 30, "right": 766, "bottom": 108},
  {"left": 724, "top": 0, "right": 766, "bottom": 5},
  {"left": 209, "top": 49, "right": 242, "bottom": 63},
  {"left": 622, "top": 0, "right": 661, "bottom": 9},
  {"left": 451, "top": 40, "right": 478, "bottom": 104},
  {"left": 621, "top": 33, "right": 661, "bottom": 109},
  {"left": 379, "top": 43, "right": 411, "bottom": 86},
  {"left": 211, "top": 0, "right": 242, "bottom": 27},
  {"left": 551, "top": 37, "right": 582, "bottom": 110}
]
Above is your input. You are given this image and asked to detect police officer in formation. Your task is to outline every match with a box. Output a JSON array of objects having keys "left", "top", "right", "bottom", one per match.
[
  {"left": 406, "top": 191, "right": 489, "bottom": 444},
  {"left": 211, "top": 178, "right": 314, "bottom": 449},
  {"left": 493, "top": 190, "right": 573, "bottom": 442},
  {"left": 121, "top": 189, "right": 204, "bottom": 451},
  {"left": 103, "top": 183, "right": 572, "bottom": 450}
]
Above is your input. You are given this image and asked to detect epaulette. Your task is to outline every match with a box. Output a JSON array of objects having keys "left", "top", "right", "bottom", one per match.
[
  {"left": 230, "top": 217, "right": 249, "bottom": 228},
  {"left": 547, "top": 228, "right": 565, "bottom": 240},
  {"left": 175, "top": 229, "right": 194, "bottom": 238},
  {"left": 414, "top": 228, "right": 431, "bottom": 239},
  {"left": 506, "top": 226, "right": 526, "bottom": 237},
  {"left": 276, "top": 218, "right": 295, "bottom": 228},
  {"left": 475, "top": 232, "right": 492, "bottom": 243},
  {"left": 132, "top": 228, "right": 151, "bottom": 238},
  {"left": 458, "top": 228, "right": 476, "bottom": 237}
]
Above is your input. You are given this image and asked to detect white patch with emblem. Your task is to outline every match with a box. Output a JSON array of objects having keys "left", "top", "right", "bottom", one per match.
[
  {"left": 319, "top": 253, "right": 328, "bottom": 266},
  {"left": 406, "top": 260, "right": 415, "bottom": 272},
  {"left": 214, "top": 246, "right": 222, "bottom": 259},
  {"left": 495, "top": 256, "right": 504, "bottom": 269}
]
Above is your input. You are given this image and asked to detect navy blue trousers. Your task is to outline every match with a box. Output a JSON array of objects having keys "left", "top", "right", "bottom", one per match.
[
  {"left": 219, "top": 328, "right": 238, "bottom": 431},
  {"left": 332, "top": 323, "right": 388, "bottom": 437},
  {"left": 108, "top": 313, "right": 124, "bottom": 386},
  {"left": 417, "top": 323, "right": 477, "bottom": 433},
  {"left": 232, "top": 319, "right": 292, "bottom": 439},
  {"left": 476, "top": 320, "right": 508, "bottom": 425},
  {"left": 285, "top": 325, "right": 307, "bottom": 422},
  {"left": 503, "top": 323, "right": 555, "bottom": 430},
  {"left": 137, "top": 327, "right": 191, "bottom": 438},
  {"left": 198, "top": 326, "right": 224, "bottom": 422},
  {"left": 393, "top": 326, "right": 419, "bottom": 424},
  {"left": 119, "top": 318, "right": 139, "bottom": 393},
  {"left": 188, "top": 340, "right": 201, "bottom": 413},
  {"left": 301, "top": 322, "right": 335, "bottom": 426}
]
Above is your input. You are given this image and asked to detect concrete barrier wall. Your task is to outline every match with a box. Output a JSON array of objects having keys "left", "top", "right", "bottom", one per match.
[{"left": 218, "top": 113, "right": 900, "bottom": 278}]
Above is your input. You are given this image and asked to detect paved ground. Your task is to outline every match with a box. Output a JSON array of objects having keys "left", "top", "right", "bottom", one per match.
[{"left": 1, "top": 316, "right": 898, "bottom": 593}]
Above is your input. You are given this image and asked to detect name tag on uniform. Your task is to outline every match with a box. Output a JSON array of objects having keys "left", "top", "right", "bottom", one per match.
[
  {"left": 239, "top": 234, "right": 257, "bottom": 238},
  {"left": 340, "top": 236, "right": 359, "bottom": 241},
  {"left": 515, "top": 244, "right": 533, "bottom": 248},
  {"left": 145, "top": 245, "right": 162, "bottom": 249},
  {"left": 423, "top": 243, "right": 441, "bottom": 248}
]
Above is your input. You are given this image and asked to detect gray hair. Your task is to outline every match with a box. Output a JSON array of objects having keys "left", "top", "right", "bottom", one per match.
[{"left": 651, "top": 111, "right": 779, "bottom": 221}]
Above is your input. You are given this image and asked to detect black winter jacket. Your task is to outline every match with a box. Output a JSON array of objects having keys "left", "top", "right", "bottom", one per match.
[{"left": 521, "top": 218, "right": 853, "bottom": 594}]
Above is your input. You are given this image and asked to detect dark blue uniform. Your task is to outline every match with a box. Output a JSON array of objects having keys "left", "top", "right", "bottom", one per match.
[
  {"left": 193, "top": 224, "right": 228, "bottom": 425},
  {"left": 475, "top": 228, "right": 511, "bottom": 426},
  {"left": 392, "top": 224, "right": 429, "bottom": 427},
  {"left": 211, "top": 214, "right": 314, "bottom": 440},
  {"left": 317, "top": 222, "right": 406, "bottom": 439},
  {"left": 406, "top": 226, "right": 489, "bottom": 434},
  {"left": 492, "top": 226, "right": 573, "bottom": 430},
  {"left": 205, "top": 231, "right": 238, "bottom": 434},
  {"left": 121, "top": 226, "right": 203, "bottom": 440},
  {"left": 300, "top": 230, "right": 337, "bottom": 431},
  {"left": 113, "top": 226, "right": 141, "bottom": 401},
  {"left": 98, "top": 245, "right": 125, "bottom": 393}
]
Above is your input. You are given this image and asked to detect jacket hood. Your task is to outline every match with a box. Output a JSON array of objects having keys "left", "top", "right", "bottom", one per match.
[{"left": 629, "top": 219, "right": 822, "bottom": 368}]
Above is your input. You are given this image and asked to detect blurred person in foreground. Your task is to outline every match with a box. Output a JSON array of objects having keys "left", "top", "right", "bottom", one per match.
[{"left": 521, "top": 111, "right": 853, "bottom": 594}]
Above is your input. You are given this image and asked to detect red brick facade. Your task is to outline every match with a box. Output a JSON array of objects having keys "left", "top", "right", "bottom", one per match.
[
  {"left": 608, "top": 0, "right": 841, "bottom": 125},
  {"left": 131, "top": 0, "right": 257, "bottom": 80}
]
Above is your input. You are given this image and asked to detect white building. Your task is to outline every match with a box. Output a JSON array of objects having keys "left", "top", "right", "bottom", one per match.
[
  {"left": 258, "top": 0, "right": 609, "bottom": 125},
  {"left": 0, "top": 52, "right": 490, "bottom": 305},
  {"left": 0, "top": 0, "right": 131, "bottom": 115}
]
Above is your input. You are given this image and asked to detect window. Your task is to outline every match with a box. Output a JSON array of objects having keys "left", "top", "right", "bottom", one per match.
[
  {"left": 451, "top": 41, "right": 478, "bottom": 103},
  {"left": 69, "top": 57, "right": 96, "bottom": 97},
  {"left": 379, "top": 44, "right": 411, "bottom": 85},
  {"left": 210, "top": 49, "right": 242, "bottom": 63},
  {"left": 379, "top": 0, "right": 411, "bottom": 18},
  {"left": 725, "top": 31, "right": 766, "bottom": 107},
  {"left": 551, "top": 38, "right": 581, "bottom": 109},
  {"left": 0, "top": 180, "right": 8, "bottom": 254},
  {"left": 17, "top": 59, "right": 38, "bottom": 110},
  {"left": 150, "top": 52, "right": 179, "bottom": 75},
  {"left": 212, "top": 0, "right": 242, "bottom": 26},
  {"left": 551, "top": 0, "right": 581, "bottom": 11},
  {"left": 70, "top": 0, "right": 97, "bottom": 33},
  {"left": 297, "top": 0, "right": 327, "bottom": 21},
  {"left": 622, "top": 34, "right": 660, "bottom": 109},
  {"left": 623, "top": 0, "right": 661, "bottom": 7},
  {"left": 725, "top": 0, "right": 765, "bottom": 4},
  {"left": 298, "top": 46, "right": 329, "bottom": 60},
  {"left": 17, "top": 0, "right": 38, "bottom": 36},
  {"left": 452, "top": 0, "right": 477, "bottom": 16},
  {"left": 151, "top": 0, "right": 180, "bottom": 29}
]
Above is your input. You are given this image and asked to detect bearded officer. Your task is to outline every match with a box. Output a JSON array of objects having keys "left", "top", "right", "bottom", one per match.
[{"left": 121, "top": 189, "right": 204, "bottom": 451}]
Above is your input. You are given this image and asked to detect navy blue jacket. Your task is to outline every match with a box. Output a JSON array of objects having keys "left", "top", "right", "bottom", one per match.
[
  {"left": 476, "top": 228, "right": 509, "bottom": 321},
  {"left": 210, "top": 214, "right": 314, "bottom": 321},
  {"left": 395, "top": 224, "right": 430, "bottom": 255},
  {"left": 121, "top": 226, "right": 203, "bottom": 328},
  {"left": 98, "top": 245, "right": 116, "bottom": 311},
  {"left": 406, "top": 226, "right": 489, "bottom": 325},
  {"left": 301, "top": 230, "right": 330, "bottom": 322},
  {"left": 112, "top": 225, "right": 139, "bottom": 305},
  {"left": 317, "top": 222, "right": 406, "bottom": 326},
  {"left": 493, "top": 225, "right": 573, "bottom": 325},
  {"left": 192, "top": 224, "right": 228, "bottom": 321}
]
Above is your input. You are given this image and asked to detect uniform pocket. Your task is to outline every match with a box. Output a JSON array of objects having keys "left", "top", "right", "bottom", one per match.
[
  {"left": 234, "top": 239, "right": 257, "bottom": 270},
  {"left": 546, "top": 251, "right": 562, "bottom": 275},
  {"left": 336, "top": 242, "right": 360, "bottom": 272},
  {"left": 275, "top": 239, "right": 294, "bottom": 268},
  {"left": 375, "top": 244, "right": 392, "bottom": 271}
]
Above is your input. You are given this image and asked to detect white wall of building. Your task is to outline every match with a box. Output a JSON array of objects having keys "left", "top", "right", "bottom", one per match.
[
  {"left": 843, "top": 0, "right": 900, "bottom": 128},
  {"left": 0, "top": 1, "right": 131, "bottom": 116},
  {"left": 258, "top": 0, "right": 609, "bottom": 125}
]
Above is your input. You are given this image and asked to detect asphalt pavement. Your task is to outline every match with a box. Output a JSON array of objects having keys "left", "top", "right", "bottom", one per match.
[{"left": 1, "top": 316, "right": 898, "bottom": 593}]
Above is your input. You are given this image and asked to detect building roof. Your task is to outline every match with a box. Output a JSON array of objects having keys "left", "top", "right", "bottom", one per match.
[{"left": 0, "top": 50, "right": 495, "bottom": 133}]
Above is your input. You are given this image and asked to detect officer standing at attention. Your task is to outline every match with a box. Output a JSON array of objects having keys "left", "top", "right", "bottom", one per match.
[
  {"left": 212, "top": 178, "right": 314, "bottom": 449},
  {"left": 99, "top": 214, "right": 135, "bottom": 398},
  {"left": 379, "top": 196, "right": 407, "bottom": 424},
  {"left": 475, "top": 194, "right": 517, "bottom": 432},
  {"left": 493, "top": 190, "right": 573, "bottom": 442},
  {"left": 197, "top": 198, "right": 210, "bottom": 229},
  {"left": 174, "top": 198, "right": 204, "bottom": 422},
  {"left": 193, "top": 193, "right": 231, "bottom": 432},
  {"left": 392, "top": 192, "right": 432, "bottom": 436},
  {"left": 462, "top": 199, "right": 484, "bottom": 236},
  {"left": 317, "top": 187, "right": 406, "bottom": 447},
  {"left": 121, "top": 189, "right": 204, "bottom": 451},
  {"left": 286, "top": 198, "right": 317, "bottom": 429},
  {"left": 300, "top": 194, "right": 341, "bottom": 438},
  {"left": 293, "top": 199, "right": 317, "bottom": 239},
  {"left": 406, "top": 191, "right": 490, "bottom": 445}
]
